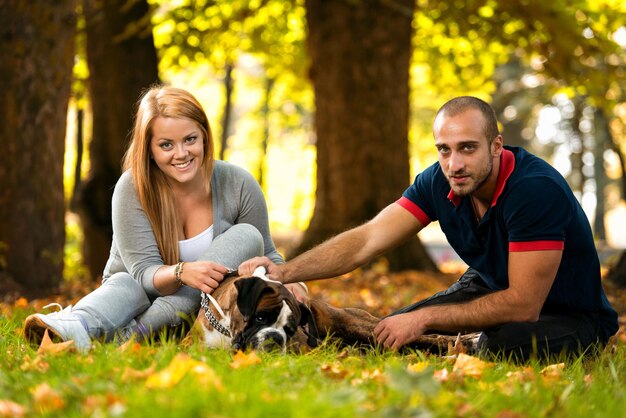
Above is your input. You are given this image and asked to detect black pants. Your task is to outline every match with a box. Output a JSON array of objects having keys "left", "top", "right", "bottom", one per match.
[{"left": 390, "top": 269, "right": 604, "bottom": 360}]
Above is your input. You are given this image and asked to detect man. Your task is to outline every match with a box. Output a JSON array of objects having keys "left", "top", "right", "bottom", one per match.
[{"left": 240, "top": 96, "right": 618, "bottom": 359}]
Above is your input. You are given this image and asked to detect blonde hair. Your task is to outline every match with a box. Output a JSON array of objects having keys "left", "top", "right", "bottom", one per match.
[{"left": 123, "top": 86, "right": 215, "bottom": 265}]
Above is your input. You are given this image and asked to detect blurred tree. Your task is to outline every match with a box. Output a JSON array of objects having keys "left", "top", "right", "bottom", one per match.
[
  {"left": 297, "top": 0, "right": 437, "bottom": 271},
  {"left": 75, "top": 0, "right": 159, "bottom": 279},
  {"left": 156, "top": 0, "right": 626, "bottom": 272},
  {"left": 0, "top": 1, "right": 77, "bottom": 296}
]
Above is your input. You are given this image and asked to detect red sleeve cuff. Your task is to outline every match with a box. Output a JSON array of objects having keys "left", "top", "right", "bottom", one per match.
[
  {"left": 509, "top": 240, "right": 564, "bottom": 252},
  {"left": 396, "top": 197, "right": 431, "bottom": 226}
]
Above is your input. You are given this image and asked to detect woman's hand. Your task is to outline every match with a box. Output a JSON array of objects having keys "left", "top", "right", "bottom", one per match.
[{"left": 178, "top": 261, "right": 230, "bottom": 294}]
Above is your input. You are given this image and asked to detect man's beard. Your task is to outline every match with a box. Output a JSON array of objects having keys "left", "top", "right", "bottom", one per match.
[{"left": 446, "top": 157, "right": 493, "bottom": 197}]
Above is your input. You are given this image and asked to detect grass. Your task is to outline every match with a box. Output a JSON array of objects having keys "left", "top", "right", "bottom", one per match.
[{"left": 1, "top": 305, "right": 625, "bottom": 417}]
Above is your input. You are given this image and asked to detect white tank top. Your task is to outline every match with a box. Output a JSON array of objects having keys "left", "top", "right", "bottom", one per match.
[{"left": 178, "top": 225, "right": 214, "bottom": 262}]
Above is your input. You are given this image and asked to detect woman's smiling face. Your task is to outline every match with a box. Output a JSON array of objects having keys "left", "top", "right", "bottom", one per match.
[{"left": 149, "top": 116, "right": 205, "bottom": 187}]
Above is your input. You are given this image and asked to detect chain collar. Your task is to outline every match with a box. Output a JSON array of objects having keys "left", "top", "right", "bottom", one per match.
[
  {"left": 199, "top": 269, "right": 239, "bottom": 338},
  {"left": 201, "top": 292, "right": 231, "bottom": 337}
]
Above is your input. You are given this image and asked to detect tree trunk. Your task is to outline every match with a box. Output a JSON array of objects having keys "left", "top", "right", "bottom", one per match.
[
  {"left": 607, "top": 250, "right": 626, "bottom": 287},
  {"left": 0, "top": 1, "right": 76, "bottom": 297},
  {"left": 258, "top": 76, "right": 275, "bottom": 189},
  {"left": 593, "top": 108, "right": 609, "bottom": 241},
  {"left": 219, "top": 61, "right": 234, "bottom": 161},
  {"left": 300, "top": 0, "right": 437, "bottom": 272},
  {"left": 77, "top": 0, "right": 159, "bottom": 279}
]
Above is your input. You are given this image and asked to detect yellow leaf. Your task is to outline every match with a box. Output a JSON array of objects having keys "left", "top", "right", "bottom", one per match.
[
  {"left": 31, "top": 383, "right": 64, "bottom": 413},
  {"left": 0, "top": 399, "right": 26, "bottom": 418},
  {"left": 145, "top": 354, "right": 196, "bottom": 389},
  {"left": 407, "top": 361, "right": 429, "bottom": 374},
  {"left": 452, "top": 353, "right": 494, "bottom": 379},
  {"left": 229, "top": 350, "right": 262, "bottom": 369},
  {"left": 37, "top": 330, "right": 74, "bottom": 356}
]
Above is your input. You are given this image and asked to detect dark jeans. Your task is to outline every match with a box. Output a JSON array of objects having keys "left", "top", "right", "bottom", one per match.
[{"left": 389, "top": 268, "right": 604, "bottom": 360}]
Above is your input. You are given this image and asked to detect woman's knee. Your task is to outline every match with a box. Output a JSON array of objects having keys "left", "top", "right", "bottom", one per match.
[{"left": 216, "top": 223, "right": 264, "bottom": 257}]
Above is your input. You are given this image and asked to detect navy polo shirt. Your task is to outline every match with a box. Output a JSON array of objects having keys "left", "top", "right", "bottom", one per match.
[{"left": 398, "top": 146, "right": 618, "bottom": 338}]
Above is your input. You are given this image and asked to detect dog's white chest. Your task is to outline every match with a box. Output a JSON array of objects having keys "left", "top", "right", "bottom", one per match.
[{"left": 201, "top": 313, "right": 232, "bottom": 349}]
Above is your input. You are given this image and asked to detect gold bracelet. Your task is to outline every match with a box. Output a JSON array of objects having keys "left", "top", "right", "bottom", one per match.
[{"left": 174, "top": 261, "right": 185, "bottom": 286}]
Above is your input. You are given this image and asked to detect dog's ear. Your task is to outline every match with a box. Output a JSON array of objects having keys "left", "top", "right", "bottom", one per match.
[
  {"left": 235, "top": 277, "right": 271, "bottom": 318},
  {"left": 298, "top": 303, "right": 320, "bottom": 347}
]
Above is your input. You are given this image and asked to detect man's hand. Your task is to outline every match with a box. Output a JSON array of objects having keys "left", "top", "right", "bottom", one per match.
[
  {"left": 238, "top": 256, "right": 285, "bottom": 281},
  {"left": 374, "top": 310, "right": 428, "bottom": 350}
]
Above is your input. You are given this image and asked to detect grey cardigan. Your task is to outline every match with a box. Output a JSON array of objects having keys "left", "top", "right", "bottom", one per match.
[{"left": 102, "top": 160, "right": 284, "bottom": 298}]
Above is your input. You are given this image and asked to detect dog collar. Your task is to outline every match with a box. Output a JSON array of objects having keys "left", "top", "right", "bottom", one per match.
[{"left": 200, "top": 291, "right": 231, "bottom": 338}]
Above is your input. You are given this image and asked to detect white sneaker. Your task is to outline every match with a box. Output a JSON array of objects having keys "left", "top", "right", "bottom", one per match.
[{"left": 24, "top": 305, "right": 91, "bottom": 353}]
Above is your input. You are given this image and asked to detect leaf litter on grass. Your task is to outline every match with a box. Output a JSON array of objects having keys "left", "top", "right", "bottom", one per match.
[{"left": 3, "top": 261, "right": 626, "bottom": 417}]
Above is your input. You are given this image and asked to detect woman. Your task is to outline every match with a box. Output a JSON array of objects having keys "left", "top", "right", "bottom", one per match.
[{"left": 25, "top": 86, "right": 295, "bottom": 351}]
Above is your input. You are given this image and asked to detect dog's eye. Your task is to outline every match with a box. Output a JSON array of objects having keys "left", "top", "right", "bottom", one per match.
[{"left": 255, "top": 313, "right": 268, "bottom": 324}]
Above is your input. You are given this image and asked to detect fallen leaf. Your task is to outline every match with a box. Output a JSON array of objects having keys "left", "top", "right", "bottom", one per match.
[
  {"left": 452, "top": 353, "right": 494, "bottom": 379},
  {"left": 189, "top": 361, "right": 223, "bottom": 390},
  {"left": 31, "top": 383, "right": 64, "bottom": 413},
  {"left": 229, "top": 350, "right": 261, "bottom": 369},
  {"left": 146, "top": 354, "right": 196, "bottom": 388},
  {"left": 433, "top": 368, "right": 450, "bottom": 383},
  {"left": 320, "top": 362, "right": 349, "bottom": 379},
  {"left": 81, "top": 394, "right": 126, "bottom": 417},
  {"left": 505, "top": 367, "right": 535, "bottom": 384},
  {"left": 122, "top": 363, "right": 157, "bottom": 381},
  {"left": 0, "top": 399, "right": 26, "bottom": 418},
  {"left": 539, "top": 363, "right": 565, "bottom": 381},
  {"left": 37, "top": 330, "right": 74, "bottom": 356},
  {"left": 447, "top": 333, "right": 468, "bottom": 356},
  {"left": 20, "top": 355, "right": 49, "bottom": 373},
  {"left": 13, "top": 298, "right": 28, "bottom": 309},
  {"left": 117, "top": 339, "right": 141, "bottom": 354},
  {"left": 407, "top": 361, "right": 430, "bottom": 374}
]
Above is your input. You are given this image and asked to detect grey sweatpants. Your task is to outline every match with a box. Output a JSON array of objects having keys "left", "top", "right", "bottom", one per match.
[{"left": 73, "top": 223, "right": 264, "bottom": 340}]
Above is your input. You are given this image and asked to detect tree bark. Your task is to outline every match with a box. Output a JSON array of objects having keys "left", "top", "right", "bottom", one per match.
[
  {"left": 606, "top": 251, "right": 626, "bottom": 287},
  {"left": 299, "top": 0, "right": 437, "bottom": 271},
  {"left": 77, "top": 0, "right": 159, "bottom": 279},
  {"left": 592, "top": 108, "right": 609, "bottom": 241},
  {"left": 0, "top": 1, "right": 77, "bottom": 297},
  {"left": 219, "top": 62, "right": 234, "bottom": 161}
]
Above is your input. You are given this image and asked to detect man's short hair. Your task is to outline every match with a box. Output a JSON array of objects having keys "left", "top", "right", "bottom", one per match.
[{"left": 435, "top": 96, "right": 500, "bottom": 143}]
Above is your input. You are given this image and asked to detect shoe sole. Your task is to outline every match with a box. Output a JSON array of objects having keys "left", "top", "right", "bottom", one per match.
[{"left": 24, "top": 315, "right": 65, "bottom": 345}]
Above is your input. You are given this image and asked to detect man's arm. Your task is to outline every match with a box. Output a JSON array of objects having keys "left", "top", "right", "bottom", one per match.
[
  {"left": 375, "top": 249, "right": 562, "bottom": 349},
  {"left": 239, "top": 202, "right": 424, "bottom": 283}
]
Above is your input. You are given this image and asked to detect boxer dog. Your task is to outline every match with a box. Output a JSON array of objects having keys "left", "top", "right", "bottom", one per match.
[{"left": 188, "top": 268, "right": 379, "bottom": 352}]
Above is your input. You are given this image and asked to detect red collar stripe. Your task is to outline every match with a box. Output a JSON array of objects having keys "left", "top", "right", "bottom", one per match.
[
  {"left": 397, "top": 197, "right": 431, "bottom": 227},
  {"left": 509, "top": 240, "right": 564, "bottom": 252},
  {"left": 447, "top": 148, "right": 516, "bottom": 207},
  {"left": 491, "top": 149, "right": 515, "bottom": 207}
]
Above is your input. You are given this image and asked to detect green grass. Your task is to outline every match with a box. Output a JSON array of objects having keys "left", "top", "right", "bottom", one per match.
[{"left": 1, "top": 307, "right": 625, "bottom": 417}]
